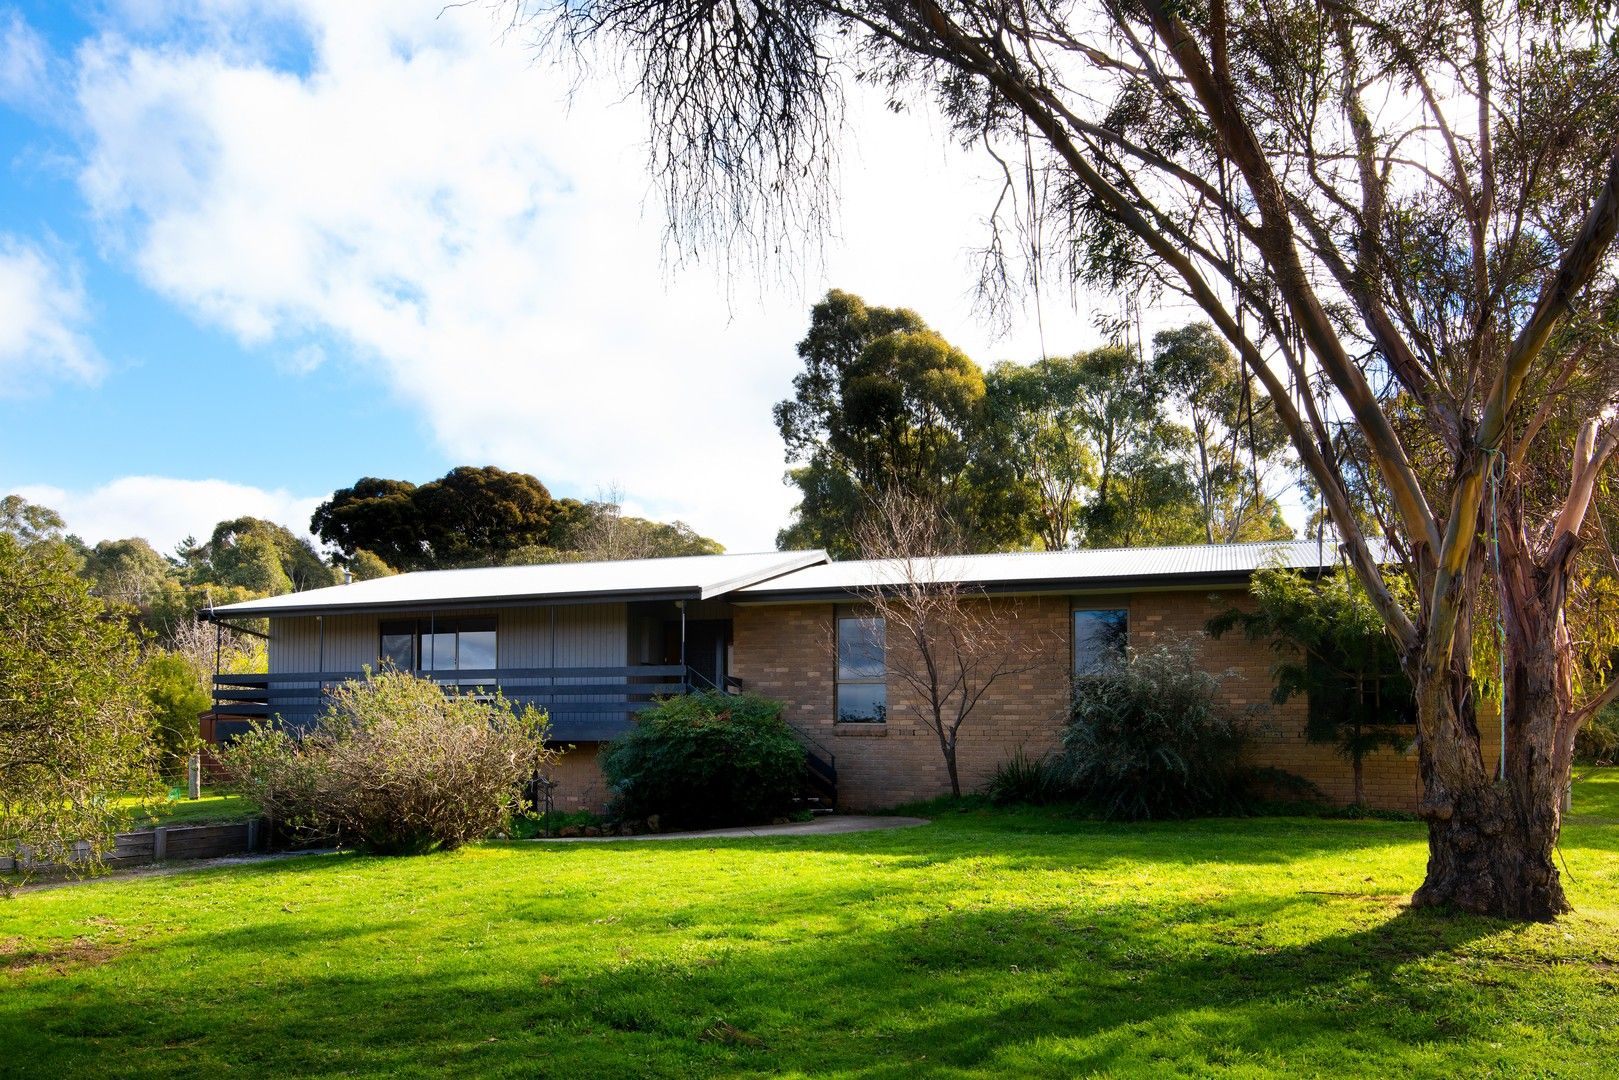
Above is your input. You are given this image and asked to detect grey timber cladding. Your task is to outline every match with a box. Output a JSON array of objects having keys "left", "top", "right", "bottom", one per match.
[{"left": 266, "top": 604, "right": 629, "bottom": 675}]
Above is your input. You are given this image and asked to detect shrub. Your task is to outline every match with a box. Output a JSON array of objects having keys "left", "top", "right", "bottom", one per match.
[
  {"left": 1063, "top": 640, "right": 1247, "bottom": 820},
  {"left": 984, "top": 749, "right": 1074, "bottom": 806},
  {"left": 1, "top": 534, "right": 156, "bottom": 878},
  {"left": 142, "top": 652, "right": 211, "bottom": 778},
  {"left": 599, "top": 691, "right": 805, "bottom": 828},
  {"left": 221, "top": 669, "right": 554, "bottom": 854}
]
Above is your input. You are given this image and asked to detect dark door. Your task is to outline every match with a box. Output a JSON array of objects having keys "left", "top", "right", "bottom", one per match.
[{"left": 662, "top": 619, "right": 730, "bottom": 691}]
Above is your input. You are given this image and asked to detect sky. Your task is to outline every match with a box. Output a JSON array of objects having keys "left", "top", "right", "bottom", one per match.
[{"left": 0, "top": 0, "right": 1198, "bottom": 556}]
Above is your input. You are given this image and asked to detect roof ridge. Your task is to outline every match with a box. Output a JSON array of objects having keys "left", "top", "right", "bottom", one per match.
[
  {"left": 825, "top": 538, "right": 1316, "bottom": 564},
  {"left": 385, "top": 549, "right": 810, "bottom": 578}
]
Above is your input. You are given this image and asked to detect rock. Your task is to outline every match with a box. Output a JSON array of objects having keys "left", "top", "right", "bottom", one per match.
[
  {"left": 645, "top": 815, "right": 660, "bottom": 832},
  {"left": 582, "top": 826, "right": 602, "bottom": 837},
  {"left": 621, "top": 822, "right": 640, "bottom": 836},
  {"left": 559, "top": 825, "right": 581, "bottom": 838}
]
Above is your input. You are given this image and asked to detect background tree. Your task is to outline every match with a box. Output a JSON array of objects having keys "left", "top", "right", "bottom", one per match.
[
  {"left": 313, "top": 467, "right": 714, "bottom": 569},
  {"left": 309, "top": 477, "right": 424, "bottom": 570},
  {"left": 347, "top": 549, "right": 397, "bottom": 581},
  {"left": 1153, "top": 324, "right": 1294, "bottom": 544},
  {"left": 82, "top": 537, "right": 177, "bottom": 611},
  {"left": 0, "top": 535, "right": 155, "bottom": 878},
  {"left": 0, "top": 494, "right": 71, "bottom": 548},
  {"left": 776, "top": 289, "right": 1031, "bottom": 553},
  {"left": 185, "top": 517, "right": 335, "bottom": 594},
  {"left": 412, "top": 466, "right": 561, "bottom": 567},
  {"left": 517, "top": 0, "right": 1619, "bottom": 919},
  {"left": 561, "top": 492, "right": 727, "bottom": 561},
  {"left": 1210, "top": 567, "right": 1415, "bottom": 805},
  {"left": 983, "top": 356, "right": 1096, "bottom": 550},
  {"left": 776, "top": 458, "right": 866, "bottom": 554},
  {"left": 852, "top": 487, "right": 1051, "bottom": 797},
  {"left": 1059, "top": 343, "right": 1202, "bottom": 548}
]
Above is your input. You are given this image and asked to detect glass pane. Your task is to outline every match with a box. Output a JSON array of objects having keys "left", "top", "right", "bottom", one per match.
[
  {"left": 424, "top": 631, "right": 459, "bottom": 672},
  {"left": 458, "top": 630, "right": 497, "bottom": 671},
  {"left": 837, "top": 617, "right": 886, "bottom": 679},
  {"left": 836, "top": 682, "right": 887, "bottom": 723},
  {"left": 1074, "top": 609, "right": 1128, "bottom": 676},
  {"left": 380, "top": 633, "right": 415, "bottom": 671}
]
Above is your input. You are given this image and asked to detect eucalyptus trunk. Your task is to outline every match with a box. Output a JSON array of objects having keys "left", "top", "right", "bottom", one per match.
[{"left": 1411, "top": 534, "right": 1578, "bottom": 920}]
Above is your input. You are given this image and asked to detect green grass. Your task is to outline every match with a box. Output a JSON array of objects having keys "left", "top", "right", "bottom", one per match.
[
  {"left": 3, "top": 776, "right": 1619, "bottom": 1079},
  {"left": 115, "top": 788, "right": 260, "bottom": 828}
]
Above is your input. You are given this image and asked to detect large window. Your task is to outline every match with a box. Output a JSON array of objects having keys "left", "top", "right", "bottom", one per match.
[
  {"left": 1073, "top": 608, "right": 1128, "bottom": 676},
  {"left": 379, "top": 617, "right": 497, "bottom": 672},
  {"left": 836, "top": 610, "right": 887, "bottom": 723}
]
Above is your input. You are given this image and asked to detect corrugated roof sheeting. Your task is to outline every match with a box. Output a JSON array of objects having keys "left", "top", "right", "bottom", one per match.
[
  {"left": 204, "top": 539, "right": 1353, "bottom": 619},
  {"left": 206, "top": 550, "right": 831, "bottom": 618},
  {"left": 734, "top": 540, "right": 1343, "bottom": 598}
]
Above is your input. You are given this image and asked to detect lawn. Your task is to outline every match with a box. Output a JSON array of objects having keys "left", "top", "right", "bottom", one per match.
[
  {"left": 116, "top": 788, "right": 261, "bottom": 829},
  {"left": 2, "top": 776, "right": 1618, "bottom": 1079}
]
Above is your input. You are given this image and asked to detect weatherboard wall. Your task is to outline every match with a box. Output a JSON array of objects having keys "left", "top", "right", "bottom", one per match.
[{"left": 266, "top": 603, "right": 630, "bottom": 675}]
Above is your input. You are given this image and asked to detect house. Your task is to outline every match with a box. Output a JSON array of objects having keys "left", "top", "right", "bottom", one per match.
[{"left": 201, "top": 541, "right": 1433, "bottom": 812}]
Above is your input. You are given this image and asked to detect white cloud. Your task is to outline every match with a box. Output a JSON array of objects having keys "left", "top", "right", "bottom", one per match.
[
  {"left": 0, "top": 235, "right": 103, "bottom": 394},
  {"left": 0, "top": 10, "right": 49, "bottom": 110},
  {"left": 12, "top": 476, "right": 325, "bottom": 553},
  {"left": 69, "top": 2, "right": 1152, "bottom": 549}
]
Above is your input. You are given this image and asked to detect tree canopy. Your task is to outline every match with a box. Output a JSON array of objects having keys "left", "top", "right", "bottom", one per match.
[
  {"left": 774, "top": 290, "right": 1026, "bottom": 554},
  {"left": 0, "top": 534, "right": 156, "bottom": 875},
  {"left": 778, "top": 291, "right": 1293, "bottom": 553},
  {"left": 312, "top": 468, "right": 723, "bottom": 570},
  {"left": 312, "top": 468, "right": 570, "bottom": 571}
]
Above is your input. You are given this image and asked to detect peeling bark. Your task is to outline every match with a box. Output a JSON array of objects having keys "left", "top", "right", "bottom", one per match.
[{"left": 1410, "top": 554, "right": 1574, "bottom": 920}]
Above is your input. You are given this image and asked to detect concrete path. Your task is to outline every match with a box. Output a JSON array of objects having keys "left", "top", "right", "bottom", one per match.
[{"left": 532, "top": 815, "right": 930, "bottom": 843}]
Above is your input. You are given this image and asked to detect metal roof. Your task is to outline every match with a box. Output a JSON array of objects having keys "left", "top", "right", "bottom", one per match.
[
  {"left": 733, "top": 539, "right": 1342, "bottom": 601},
  {"left": 204, "top": 550, "right": 831, "bottom": 619}
]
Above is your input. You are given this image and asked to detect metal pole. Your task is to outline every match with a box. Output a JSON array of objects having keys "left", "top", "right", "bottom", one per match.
[{"left": 678, "top": 601, "right": 687, "bottom": 691}]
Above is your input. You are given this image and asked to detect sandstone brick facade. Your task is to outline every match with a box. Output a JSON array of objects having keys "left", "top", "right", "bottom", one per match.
[
  {"left": 548, "top": 742, "right": 610, "bottom": 812},
  {"left": 731, "top": 589, "right": 1440, "bottom": 812},
  {"left": 548, "top": 587, "right": 1467, "bottom": 815},
  {"left": 730, "top": 597, "right": 1075, "bottom": 808}
]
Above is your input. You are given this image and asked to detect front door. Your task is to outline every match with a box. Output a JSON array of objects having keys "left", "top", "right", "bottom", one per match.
[{"left": 662, "top": 619, "right": 730, "bottom": 691}]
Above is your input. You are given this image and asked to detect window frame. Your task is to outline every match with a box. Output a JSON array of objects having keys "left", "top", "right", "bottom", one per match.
[
  {"left": 377, "top": 616, "right": 498, "bottom": 673},
  {"left": 834, "top": 606, "right": 887, "bottom": 724},
  {"left": 1071, "top": 605, "right": 1129, "bottom": 678}
]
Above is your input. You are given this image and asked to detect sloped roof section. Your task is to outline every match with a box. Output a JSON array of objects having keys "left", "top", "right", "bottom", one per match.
[
  {"left": 734, "top": 540, "right": 1342, "bottom": 601},
  {"left": 205, "top": 550, "right": 831, "bottom": 619}
]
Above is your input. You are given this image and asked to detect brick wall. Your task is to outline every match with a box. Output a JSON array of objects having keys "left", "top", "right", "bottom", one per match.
[
  {"left": 731, "top": 597, "right": 1073, "bottom": 808},
  {"left": 547, "top": 742, "right": 611, "bottom": 812},
  {"left": 1130, "top": 588, "right": 1430, "bottom": 810},
  {"left": 732, "top": 589, "right": 1440, "bottom": 812}
]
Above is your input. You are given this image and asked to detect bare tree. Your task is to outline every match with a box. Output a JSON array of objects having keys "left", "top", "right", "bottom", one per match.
[
  {"left": 853, "top": 487, "right": 1050, "bottom": 797},
  {"left": 504, "top": 0, "right": 1619, "bottom": 919}
]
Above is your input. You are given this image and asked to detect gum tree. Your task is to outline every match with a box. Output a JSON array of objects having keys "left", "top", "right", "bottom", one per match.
[
  {"left": 1, "top": 535, "right": 155, "bottom": 879},
  {"left": 508, "top": 1, "right": 1619, "bottom": 918}
]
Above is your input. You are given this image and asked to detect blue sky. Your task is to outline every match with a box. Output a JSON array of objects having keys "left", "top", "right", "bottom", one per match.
[{"left": 0, "top": 1, "right": 1150, "bottom": 555}]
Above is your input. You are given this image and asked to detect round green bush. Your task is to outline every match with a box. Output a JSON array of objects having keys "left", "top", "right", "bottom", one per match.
[
  {"left": 599, "top": 691, "right": 806, "bottom": 828},
  {"left": 1064, "top": 640, "right": 1246, "bottom": 820}
]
